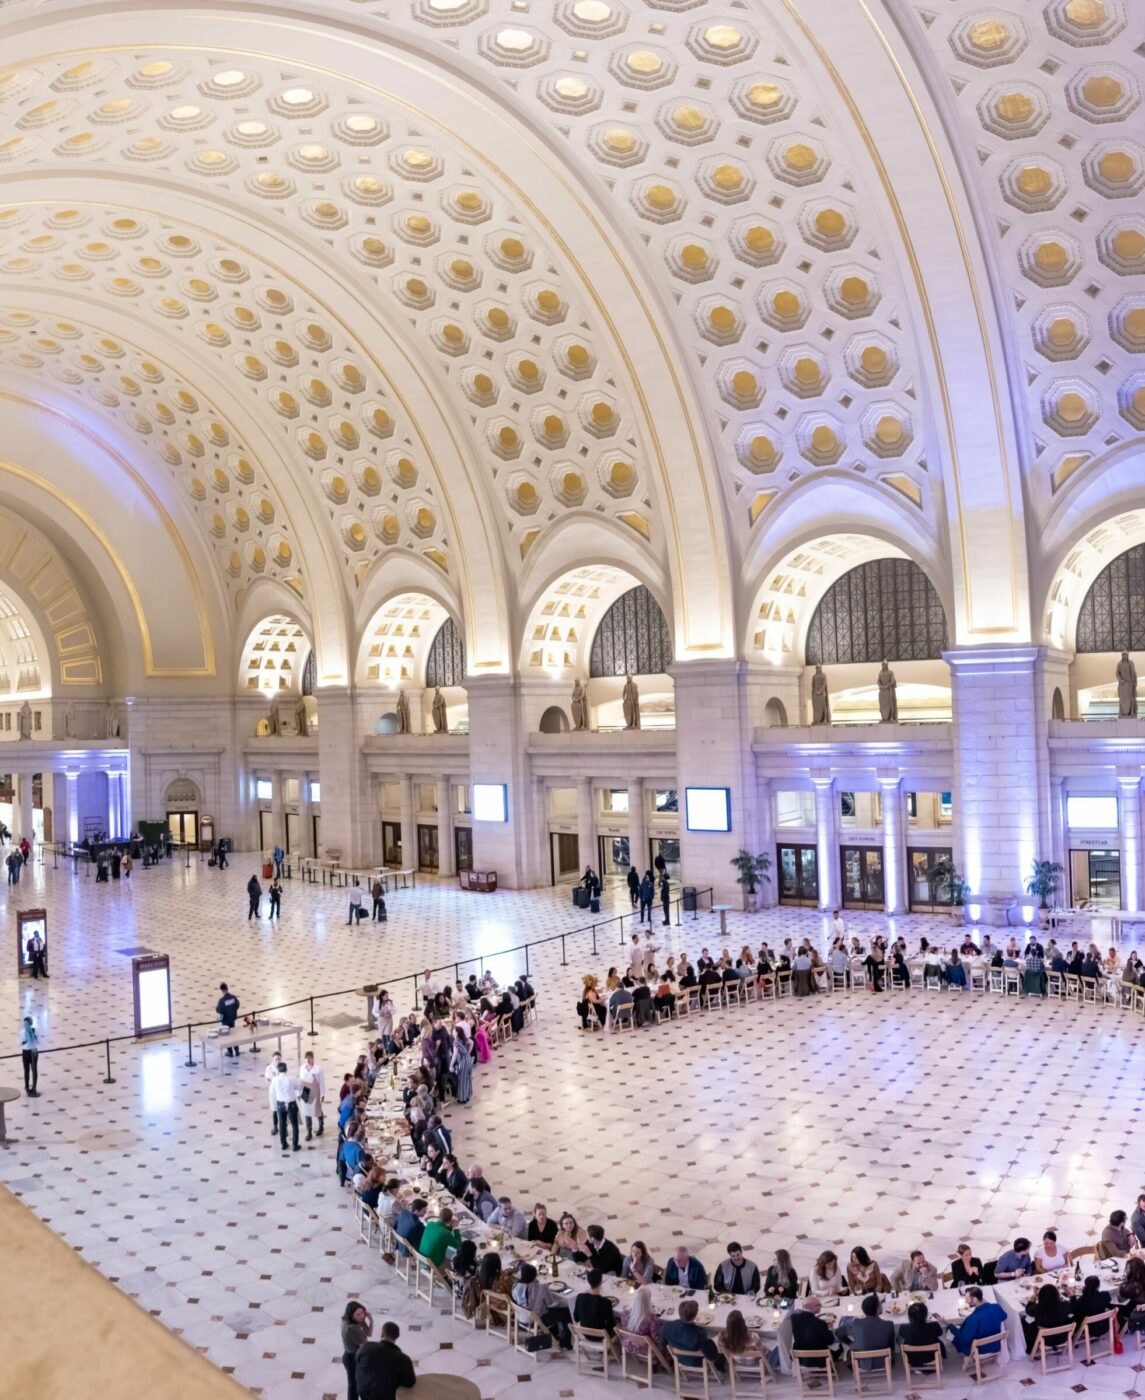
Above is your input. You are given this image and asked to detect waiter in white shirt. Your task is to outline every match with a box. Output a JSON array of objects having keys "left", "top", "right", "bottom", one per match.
[
  {"left": 264, "top": 1054, "right": 282, "bottom": 1136},
  {"left": 273, "top": 1062, "right": 302, "bottom": 1151},
  {"left": 298, "top": 1051, "right": 326, "bottom": 1140}
]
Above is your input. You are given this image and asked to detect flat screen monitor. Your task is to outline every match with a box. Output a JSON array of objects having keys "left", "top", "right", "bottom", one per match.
[
  {"left": 685, "top": 787, "right": 731, "bottom": 833},
  {"left": 472, "top": 783, "right": 508, "bottom": 823}
]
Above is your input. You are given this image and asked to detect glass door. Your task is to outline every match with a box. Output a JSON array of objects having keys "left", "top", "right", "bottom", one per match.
[
  {"left": 454, "top": 825, "right": 473, "bottom": 872},
  {"left": 549, "top": 832, "right": 580, "bottom": 884},
  {"left": 311, "top": 813, "right": 321, "bottom": 855},
  {"left": 169, "top": 810, "right": 199, "bottom": 846},
  {"left": 285, "top": 811, "right": 300, "bottom": 855},
  {"left": 841, "top": 847, "right": 884, "bottom": 909},
  {"left": 257, "top": 810, "right": 272, "bottom": 849},
  {"left": 907, "top": 846, "right": 953, "bottom": 912},
  {"left": 381, "top": 820, "right": 402, "bottom": 867},
  {"left": 1071, "top": 849, "right": 1120, "bottom": 908},
  {"left": 417, "top": 823, "right": 439, "bottom": 873},
  {"left": 649, "top": 836, "right": 681, "bottom": 883},
  {"left": 778, "top": 844, "right": 819, "bottom": 906},
  {"left": 598, "top": 834, "right": 631, "bottom": 882}
]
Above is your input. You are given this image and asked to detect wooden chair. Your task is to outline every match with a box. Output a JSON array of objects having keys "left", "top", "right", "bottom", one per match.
[
  {"left": 515, "top": 1307, "right": 559, "bottom": 1360},
  {"left": 901, "top": 1341, "right": 943, "bottom": 1390},
  {"left": 1080, "top": 976, "right": 1099, "bottom": 1005},
  {"left": 484, "top": 1290, "right": 514, "bottom": 1343},
  {"left": 1030, "top": 1322, "right": 1074, "bottom": 1374},
  {"left": 447, "top": 1269, "right": 478, "bottom": 1328},
  {"left": 1133, "top": 985, "right": 1145, "bottom": 1017},
  {"left": 792, "top": 1349, "right": 836, "bottom": 1395},
  {"left": 1075, "top": 1308, "right": 1118, "bottom": 1362},
  {"left": 356, "top": 1197, "right": 380, "bottom": 1247},
  {"left": 849, "top": 964, "right": 868, "bottom": 991},
  {"left": 610, "top": 1003, "right": 635, "bottom": 1032},
  {"left": 964, "top": 1330, "right": 1007, "bottom": 1383},
  {"left": 1047, "top": 970, "right": 1064, "bottom": 998},
  {"left": 970, "top": 965, "right": 987, "bottom": 993},
  {"left": 618, "top": 1328, "right": 670, "bottom": 1388},
  {"left": 831, "top": 968, "right": 849, "bottom": 992},
  {"left": 776, "top": 969, "right": 793, "bottom": 998},
  {"left": 413, "top": 1248, "right": 448, "bottom": 1305},
  {"left": 669, "top": 1345, "right": 720, "bottom": 1400},
  {"left": 909, "top": 964, "right": 926, "bottom": 991},
  {"left": 571, "top": 1323, "right": 619, "bottom": 1377},
  {"left": 850, "top": 1348, "right": 893, "bottom": 1394},
  {"left": 988, "top": 968, "right": 1005, "bottom": 994},
  {"left": 675, "top": 988, "right": 692, "bottom": 1018},
  {"left": 1068, "top": 1244, "right": 1096, "bottom": 1266},
  {"left": 1004, "top": 968, "right": 1021, "bottom": 997},
  {"left": 499, "top": 1013, "right": 516, "bottom": 1041},
  {"left": 742, "top": 976, "right": 759, "bottom": 1004},
  {"left": 724, "top": 981, "right": 742, "bottom": 1008},
  {"left": 725, "top": 1348, "right": 770, "bottom": 1397},
  {"left": 703, "top": 984, "right": 724, "bottom": 1012},
  {"left": 758, "top": 974, "right": 777, "bottom": 1000},
  {"left": 1065, "top": 973, "right": 1081, "bottom": 1002}
]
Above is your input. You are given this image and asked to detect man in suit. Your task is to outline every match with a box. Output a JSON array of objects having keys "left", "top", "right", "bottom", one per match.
[
  {"left": 392, "top": 1198, "right": 428, "bottom": 1257},
  {"left": 215, "top": 983, "right": 240, "bottom": 1057},
  {"left": 893, "top": 1250, "right": 939, "bottom": 1293},
  {"left": 664, "top": 1245, "right": 708, "bottom": 1290},
  {"left": 632, "top": 978, "right": 655, "bottom": 1027},
  {"left": 572, "top": 1270, "right": 617, "bottom": 1336},
  {"left": 837, "top": 1293, "right": 895, "bottom": 1370},
  {"left": 574, "top": 1225, "right": 624, "bottom": 1276},
  {"left": 790, "top": 1295, "right": 837, "bottom": 1371},
  {"left": 662, "top": 1299, "right": 726, "bottom": 1371},
  {"left": 355, "top": 1321, "right": 416, "bottom": 1400},
  {"left": 947, "top": 1287, "right": 1008, "bottom": 1358}
]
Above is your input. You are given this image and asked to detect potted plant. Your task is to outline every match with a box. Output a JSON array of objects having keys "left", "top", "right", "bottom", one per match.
[
  {"left": 1026, "top": 859, "right": 1063, "bottom": 926},
  {"left": 730, "top": 850, "right": 772, "bottom": 911}
]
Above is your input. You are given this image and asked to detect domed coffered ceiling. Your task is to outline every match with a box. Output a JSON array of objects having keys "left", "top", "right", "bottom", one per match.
[{"left": 0, "top": 0, "right": 1138, "bottom": 672}]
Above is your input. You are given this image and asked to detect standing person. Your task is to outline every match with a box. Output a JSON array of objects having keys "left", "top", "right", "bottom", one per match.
[
  {"left": 21, "top": 1015, "right": 39, "bottom": 1096},
  {"left": 20, "top": 835, "right": 30, "bottom": 865},
  {"left": 122, "top": 850, "right": 133, "bottom": 879},
  {"left": 247, "top": 872, "right": 262, "bottom": 920},
  {"left": 451, "top": 1024, "right": 473, "bottom": 1105},
  {"left": 27, "top": 929, "right": 48, "bottom": 979},
  {"left": 273, "top": 1061, "right": 302, "bottom": 1152},
  {"left": 355, "top": 1321, "right": 415, "bottom": 1400},
  {"left": 273, "top": 843, "right": 284, "bottom": 879},
  {"left": 215, "top": 983, "right": 240, "bottom": 1057},
  {"left": 265, "top": 1053, "right": 282, "bottom": 1136},
  {"left": 638, "top": 869, "right": 653, "bottom": 925},
  {"left": 371, "top": 877, "right": 387, "bottom": 923},
  {"left": 268, "top": 877, "right": 282, "bottom": 920},
  {"left": 626, "top": 865, "right": 639, "bottom": 908},
  {"left": 299, "top": 1050, "right": 326, "bottom": 1140},
  {"left": 347, "top": 878, "right": 364, "bottom": 926},
  {"left": 216, "top": 839, "right": 229, "bottom": 869},
  {"left": 341, "top": 1300, "right": 373, "bottom": 1400},
  {"left": 659, "top": 869, "right": 671, "bottom": 927},
  {"left": 7, "top": 847, "right": 21, "bottom": 885}
]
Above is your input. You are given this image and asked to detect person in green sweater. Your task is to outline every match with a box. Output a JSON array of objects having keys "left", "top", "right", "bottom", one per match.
[{"left": 419, "top": 1205, "right": 462, "bottom": 1266}]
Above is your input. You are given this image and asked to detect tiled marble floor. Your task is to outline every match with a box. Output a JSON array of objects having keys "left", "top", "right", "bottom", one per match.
[{"left": 2, "top": 852, "right": 1144, "bottom": 1400}]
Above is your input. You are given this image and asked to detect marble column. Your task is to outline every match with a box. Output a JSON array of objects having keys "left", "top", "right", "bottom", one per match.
[
  {"left": 436, "top": 777, "right": 455, "bottom": 877},
  {"left": 879, "top": 775, "right": 907, "bottom": 915},
  {"left": 811, "top": 775, "right": 838, "bottom": 911},
  {"left": 17, "top": 771, "right": 33, "bottom": 841},
  {"left": 399, "top": 774, "right": 416, "bottom": 872},
  {"left": 107, "top": 770, "right": 120, "bottom": 840},
  {"left": 269, "top": 772, "right": 285, "bottom": 852},
  {"left": 61, "top": 771, "right": 78, "bottom": 846},
  {"left": 315, "top": 686, "right": 372, "bottom": 865},
  {"left": 627, "top": 779, "right": 646, "bottom": 876},
  {"left": 577, "top": 778, "right": 595, "bottom": 874},
  {"left": 1117, "top": 772, "right": 1142, "bottom": 913},
  {"left": 298, "top": 773, "right": 312, "bottom": 858},
  {"left": 465, "top": 675, "right": 541, "bottom": 887}
]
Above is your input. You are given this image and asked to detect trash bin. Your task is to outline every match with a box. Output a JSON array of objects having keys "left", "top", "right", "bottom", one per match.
[
  {"left": 262, "top": 860, "right": 273, "bottom": 880},
  {"left": 682, "top": 886, "right": 698, "bottom": 913}
]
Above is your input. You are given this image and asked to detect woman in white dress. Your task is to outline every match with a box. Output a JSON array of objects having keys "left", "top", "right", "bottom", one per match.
[{"left": 299, "top": 1051, "right": 325, "bottom": 1140}]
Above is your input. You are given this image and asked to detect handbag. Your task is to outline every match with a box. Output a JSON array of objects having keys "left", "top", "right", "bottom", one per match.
[{"left": 300, "top": 1085, "right": 311, "bottom": 1103}]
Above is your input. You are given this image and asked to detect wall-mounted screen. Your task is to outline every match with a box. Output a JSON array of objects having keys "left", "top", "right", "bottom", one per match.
[
  {"left": 472, "top": 783, "right": 508, "bottom": 823},
  {"left": 1066, "top": 795, "right": 1118, "bottom": 830},
  {"left": 685, "top": 787, "right": 731, "bottom": 833}
]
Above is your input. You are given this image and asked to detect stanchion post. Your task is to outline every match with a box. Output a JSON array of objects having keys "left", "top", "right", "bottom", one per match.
[
  {"left": 525, "top": 944, "right": 530, "bottom": 977},
  {"left": 184, "top": 1023, "right": 195, "bottom": 1068},
  {"left": 592, "top": 925, "right": 597, "bottom": 957},
  {"left": 102, "top": 1038, "right": 115, "bottom": 1084},
  {"left": 675, "top": 896, "right": 682, "bottom": 927},
  {"left": 561, "top": 934, "right": 567, "bottom": 967},
  {"left": 307, "top": 995, "right": 318, "bottom": 1038}
]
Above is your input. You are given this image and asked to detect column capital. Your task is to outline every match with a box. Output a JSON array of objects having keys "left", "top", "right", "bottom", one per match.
[
  {"left": 876, "top": 770, "right": 902, "bottom": 790},
  {"left": 1116, "top": 770, "right": 1143, "bottom": 788}
]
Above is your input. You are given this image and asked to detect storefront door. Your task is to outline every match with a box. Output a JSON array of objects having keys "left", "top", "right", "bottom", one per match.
[
  {"left": 1069, "top": 849, "right": 1121, "bottom": 908},
  {"left": 549, "top": 832, "right": 580, "bottom": 884},
  {"left": 169, "top": 810, "right": 199, "bottom": 847},
  {"left": 381, "top": 821, "right": 402, "bottom": 867},
  {"left": 454, "top": 826, "right": 473, "bottom": 872},
  {"left": 778, "top": 844, "right": 819, "bottom": 906},
  {"left": 417, "top": 824, "right": 439, "bottom": 873},
  {"left": 840, "top": 846, "right": 884, "bottom": 909},
  {"left": 907, "top": 846, "right": 953, "bottom": 912}
]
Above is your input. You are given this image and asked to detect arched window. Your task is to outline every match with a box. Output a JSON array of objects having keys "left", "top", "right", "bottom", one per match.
[
  {"left": 805, "top": 559, "right": 947, "bottom": 665},
  {"left": 589, "top": 585, "right": 674, "bottom": 678},
  {"left": 1076, "top": 545, "right": 1145, "bottom": 653},
  {"left": 301, "top": 649, "right": 316, "bottom": 697},
  {"left": 425, "top": 617, "right": 466, "bottom": 688},
  {"left": 539, "top": 705, "right": 569, "bottom": 733}
]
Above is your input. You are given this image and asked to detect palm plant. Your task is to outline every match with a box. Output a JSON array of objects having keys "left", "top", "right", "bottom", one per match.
[
  {"left": 730, "top": 850, "right": 772, "bottom": 902},
  {"left": 1025, "top": 858, "right": 1064, "bottom": 910}
]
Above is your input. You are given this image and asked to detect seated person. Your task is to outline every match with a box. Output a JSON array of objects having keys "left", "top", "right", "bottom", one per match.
[
  {"left": 527, "top": 1203, "right": 558, "bottom": 1247},
  {"left": 652, "top": 973, "right": 677, "bottom": 1018},
  {"left": 608, "top": 982, "right": 635, "bottom": 1024},
  {"left": 486, "top": 1195, "right": 527, "bottom": 1239},
  {"left": 836, "top": 1292, "right": 895, "bottom": 1370},
  {"left": 893, "top": 1250, "right": 939, "bottom": 1293},
  {"left": 512, "top": 1263, "right": 572, "bottom": 1349},
  {"left": 900, "top": 1300, "right": 945, "bottom": 1359},
  {"left": 761, "top": 1248, "right": 798, "bottom": 1299},
  {"left": 994, "top": 1237, "right": 1033, "bottom": 1280},
  {"left": 950, "top": 1243, "right": 984, "bottom": 1289},
  {"left": 809, "top": 1250, "right": 845, "bottom": 1297},
  {"left": 713, "top": 1241, "right": 762, "bottom": 1295},
  {"left": 392, "top": 1198, "right": 428, "bottom": 1257},
  {"left": 665, "top": 1245, "right": 708, "bottom": 1290},
  {"left": 1080, "top": 952, "right": 1102, "bottom": 981},
  {"left": 677, "top": 962, "right": 698, "bottom": 989},
  {"left": 1102, "top": 1209, "right": 1132, "bottom": 1259},
  {"left": 1033, "top": 1229, "right": 1069, "bottom": 1273},
  {"left": 1072, "top": 1275, "right": 1113, "bottom": 1336},
  {"left": 662, "top": 1298, "right": 726, "bottom": 1371},
  {"left": 574, "top": 1224, "right": 624, "bottom": 1276},
  {"left": 789, "top": 1295, "right": 836, "bottom": 1369},
  {"left": 943, "top": 951, "right": 967, "bottom": 988},
  {"left": 1021, "top": 1282, "right": 1073, "bottom": 1354},
  {"left": 947, "top": 1287, "right": 1007, "bottom": 1357},
  {"left": 572, "top": 1269, "right": 617, "bottom": 1336},
  {"left": 632, "top": 978, "right": 655, "bottom": 1027}
]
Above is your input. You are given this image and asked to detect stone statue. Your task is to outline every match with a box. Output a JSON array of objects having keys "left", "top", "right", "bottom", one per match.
[
  {"left": 622, "top": 674, "right": 641, "bottom": 730},
  {"left": 105, "top": 701, "right": 121, "bottom": 739},
  {"left": 570, "top": 679, "right": 588, "bottom": 731},
  {"left": 17, "top": 701, "right": 31, "bottom": 740},
  {"left": 395, "top": 689, "right": 411, "bottom": 735},
  {"left": 1117, "top": 651, "right": 1138, "bottom": 718},
  {"left": 877, "top": 659, "right": 898, "bottom": 723},
  {"left": 431, "top": 686, "right": 447, "bottom": 734},
  {"left": 63, "top": 703, "right": 74, "bottom": 740},
  {"left": 811, "top": 665, "right": 831, "bottom": 725}
]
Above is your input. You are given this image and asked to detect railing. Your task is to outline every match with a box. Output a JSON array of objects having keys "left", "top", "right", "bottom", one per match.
[{"left": 0, "top": 883, "right": 714, "bottom": 1084}]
